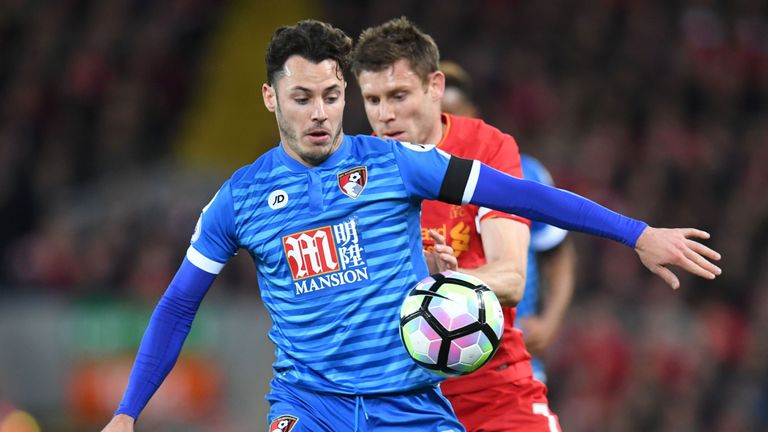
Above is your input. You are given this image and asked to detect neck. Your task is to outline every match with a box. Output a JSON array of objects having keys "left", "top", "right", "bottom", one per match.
[{"left": 424, "top": 113, "right": 447, "bottom": 146}]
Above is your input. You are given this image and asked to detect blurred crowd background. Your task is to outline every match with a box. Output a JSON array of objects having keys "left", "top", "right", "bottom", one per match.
[{"left": 1, "top": 0, "right": 766, "bottom": 431}]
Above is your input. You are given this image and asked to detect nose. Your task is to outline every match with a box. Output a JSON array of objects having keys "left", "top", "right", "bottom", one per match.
[
  {"left": 378, "top": 101, "right": 395, "bottom": 123},
  {"left": 311, "top": 99, "right": 327, "bottom": 122}
]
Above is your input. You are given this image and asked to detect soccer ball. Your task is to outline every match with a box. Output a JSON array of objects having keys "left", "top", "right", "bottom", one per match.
[{"left": 399, "top": 271, "right": 504, "bottom": 376}]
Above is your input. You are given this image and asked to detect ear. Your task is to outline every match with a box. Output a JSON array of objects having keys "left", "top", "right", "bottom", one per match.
[
  {"left": 262, "top": 83, "right": 276, "bottom": 112},
  {"left": 429, "top": 70, "right": 446, "bottom": 102}
]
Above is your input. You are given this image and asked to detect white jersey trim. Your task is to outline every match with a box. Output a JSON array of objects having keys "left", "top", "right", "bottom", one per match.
[
  {"left": 461, "top": 160, "right": 481, "bottom": 204},
  {"left": 186, "top": 246, "right": 225, "bottom": 274}
]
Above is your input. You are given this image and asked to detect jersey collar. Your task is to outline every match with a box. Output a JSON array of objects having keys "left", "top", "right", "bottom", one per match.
[{"left": 436, "top": 113, "right": 452, "bottom": 148}]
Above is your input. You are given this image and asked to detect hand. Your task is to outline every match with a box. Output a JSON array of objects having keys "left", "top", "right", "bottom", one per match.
[
  {"left": 518, "top": 316, "right": 556, "bottom": 357},
  {"left": 634, "top": 227, "right": 722, "bottom": 289},
  {"left": 424, "top": 229, "right": 457, "bottom": 273},
  {"left": 102, "top": 414, "right": 135, "bottom": 432}
]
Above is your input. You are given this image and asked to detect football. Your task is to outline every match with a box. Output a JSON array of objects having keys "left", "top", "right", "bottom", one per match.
[{"left": 399, "top": 270, "right": 504, "bottom": 376}]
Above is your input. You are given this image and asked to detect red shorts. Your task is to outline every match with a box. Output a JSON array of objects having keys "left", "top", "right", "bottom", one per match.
[{"left": 445, "top": 377, "right": 561, "bottom": 432}]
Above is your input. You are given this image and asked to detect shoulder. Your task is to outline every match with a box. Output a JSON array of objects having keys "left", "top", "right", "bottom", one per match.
[
  {"left": 446, "top": 114, "right": 517, "bottom": 150},
  {"left": 227, "top": 148, "right": 279, "bottom": 188},
  {"left": 521, "top": 154, "right": 554, "bottom": 186},
  {"left": 347, "top": 134, "right": 396, "bottom": 157},
  {"left": 348, "top": 134, "right": 439, "bottom": 161}
]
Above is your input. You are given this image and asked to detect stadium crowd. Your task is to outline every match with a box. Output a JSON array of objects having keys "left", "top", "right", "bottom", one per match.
[{"left": 1, "top": 0, "right": 766, "bottom": 430}]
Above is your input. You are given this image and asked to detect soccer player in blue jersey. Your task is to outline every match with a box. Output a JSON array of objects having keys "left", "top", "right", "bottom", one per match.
[
  {"left": 101, "top": 19, "right": 721, "bottom": 432},
  {"left": 440, "top": 60, "right": 577, "bottom": 385}
]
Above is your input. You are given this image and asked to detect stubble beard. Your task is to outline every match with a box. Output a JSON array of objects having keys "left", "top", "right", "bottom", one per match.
[{"left": 276, "top": 101, "right": 344, "bottom": 166}]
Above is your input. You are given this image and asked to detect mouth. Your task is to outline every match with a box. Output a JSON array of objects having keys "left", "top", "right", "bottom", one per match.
[
  {"left": 306, "top": 129, "right": 332, "bottom": 144},
  {"left": 383, "top": 131, "right": 405, "bottom": 140}
]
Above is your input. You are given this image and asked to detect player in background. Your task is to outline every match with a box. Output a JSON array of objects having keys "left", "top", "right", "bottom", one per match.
[
  {"left": 352, "top": 18, "right": 559, "bottom": 431},
  {"left": 440, "top": 60, "right": 577, "bottom": 385},
  {"left": 102, "top": 19, "right": 721, "bottom": 432}
]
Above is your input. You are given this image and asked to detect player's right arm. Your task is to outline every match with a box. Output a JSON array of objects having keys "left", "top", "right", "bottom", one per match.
[{"left": 102, "top": 183, "right": 238, "bottom": 430}]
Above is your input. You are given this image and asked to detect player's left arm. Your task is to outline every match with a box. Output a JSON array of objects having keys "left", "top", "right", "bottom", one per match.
[
  {"left": 521, "top": 237, "right": 576, "bottom": 355},
  {"left": 438, "top": 157, "right": 722, "bottom": 289},
  {"left": 390, "top": 144, "right": 721, "bottom": 289},
  {"left": 457, "top": 218, "right": 529, "bottom": 306}
]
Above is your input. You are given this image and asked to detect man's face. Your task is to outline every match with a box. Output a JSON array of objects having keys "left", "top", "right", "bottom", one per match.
[
  {"left": 357, "top": 59, "right": 444, "bottom": 145},
  {"left": 262, "top": 55, "right": 345, "bottom": 166}
]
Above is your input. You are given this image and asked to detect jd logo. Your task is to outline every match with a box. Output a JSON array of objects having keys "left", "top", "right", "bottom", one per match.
[{"left": 268, "top": 189, "right": 288, "bottom": 210}]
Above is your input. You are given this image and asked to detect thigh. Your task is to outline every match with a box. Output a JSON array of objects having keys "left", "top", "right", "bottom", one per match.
[
  {"left": 266, "top": 379, "right": 354, "bottom": 432},
  {"left": 447, "top": 378, "right": 561, "bottom": 432},
  {"left": 367, "top": 386, "right": 466, "bottom": 432}
]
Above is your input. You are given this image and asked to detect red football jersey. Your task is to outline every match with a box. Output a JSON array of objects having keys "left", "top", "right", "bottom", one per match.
[{"left": 422, "top": 114, "right": 533, "bottom": 396}]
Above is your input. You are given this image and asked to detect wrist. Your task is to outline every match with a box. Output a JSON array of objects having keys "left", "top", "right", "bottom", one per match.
[{"left": 112, "top": 414, "right": 136, "bottom": 425}]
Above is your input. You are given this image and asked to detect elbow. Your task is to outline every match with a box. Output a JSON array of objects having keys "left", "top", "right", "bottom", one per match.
[{"left": 492, "top": 271, "right": 525, "bottom": 307}]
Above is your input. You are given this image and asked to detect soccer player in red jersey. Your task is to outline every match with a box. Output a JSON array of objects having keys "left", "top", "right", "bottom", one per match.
[{"left": 352, "top": 18, "right": 561, "bottom": 431}]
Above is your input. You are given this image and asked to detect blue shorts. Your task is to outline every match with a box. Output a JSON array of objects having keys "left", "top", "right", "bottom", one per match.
[{"left": 266, "top": 378, "right": 466, "bottom": 432}]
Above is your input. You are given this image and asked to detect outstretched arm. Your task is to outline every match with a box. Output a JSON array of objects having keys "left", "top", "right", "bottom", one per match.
[
  {"left": 101, "top": 258, "right": 216, "bottom": 431},
  {"left": 634, "top": 227, "right": 720, "bottom": 289},
  {"left": 437, "top": 158, "right": 722, "bottom": 288}
]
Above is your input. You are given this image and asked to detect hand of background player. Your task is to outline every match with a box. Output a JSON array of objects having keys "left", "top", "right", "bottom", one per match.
[
  {"left": 425, "top": 229, "right": 458, "bottom": 273},
  {"left": 518, "top": 316, "right": 557, "bottom": 357},
  {"left": 101, "top": 414, "right": 135, "bottom": 432},
  {"left": 634, "top": 227, "right": 722, "bottom": 289}
]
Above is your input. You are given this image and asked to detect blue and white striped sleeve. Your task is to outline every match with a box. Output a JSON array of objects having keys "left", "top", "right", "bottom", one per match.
[
  {"left": 391, "top": 141, "right": 452, "bottom": 200},
  {"left": 187, "top": 181, "right": 239, "bottom": 273}
]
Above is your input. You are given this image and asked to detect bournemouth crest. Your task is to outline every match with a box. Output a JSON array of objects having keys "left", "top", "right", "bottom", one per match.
[
  {"left": 337, "top": 166, "right": 367, "bottom": 199},
  {"left": 270, "top": 415, "right": 299, "bottom": 432}
]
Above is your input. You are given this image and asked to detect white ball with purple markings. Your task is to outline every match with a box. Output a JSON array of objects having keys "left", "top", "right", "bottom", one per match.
[{"left": 399, "top": 271, "right": 504, "bottom": 376}]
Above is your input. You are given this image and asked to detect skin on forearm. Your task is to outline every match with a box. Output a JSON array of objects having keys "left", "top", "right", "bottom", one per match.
[
  {"left": 460, "top": 218, "right": 529, "bottom": 306},
  {"left": 538, "top": 237, "right": 576, "bottom": 331},
  {"left": 102, "top": 414, "right": 135, "bottom": 432}
]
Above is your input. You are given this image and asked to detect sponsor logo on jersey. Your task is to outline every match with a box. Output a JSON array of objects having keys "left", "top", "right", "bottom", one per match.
[
  {"left": 268, "top": 189, "right": 289, "bottom": 210},
  {"left": 421, "top": 222, "right": 471, "bottom": 258},
  {"left": 282, "top": 218, "right": 370, "bottom": 295},
  {"left": 337, "top": 166, "right": 367, "bottom": 199},
  {"left": 270, "top": 415, "right": 299, "bottom": 432}
]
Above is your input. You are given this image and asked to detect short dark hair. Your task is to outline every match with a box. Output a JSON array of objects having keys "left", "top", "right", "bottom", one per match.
[
  {"left": 265, "top": 19, "right": 353, "bottom": 85},
  {"left": 352, "top": 17, "right": 439, "bottom": 84}
]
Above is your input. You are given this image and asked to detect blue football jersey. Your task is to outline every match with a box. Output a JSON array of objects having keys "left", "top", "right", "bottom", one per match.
[{"left": 188, "top": 134, "right": 454, "bottom": 394}]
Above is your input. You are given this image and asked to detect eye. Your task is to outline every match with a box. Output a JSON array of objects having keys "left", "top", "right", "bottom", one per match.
[
  {"left": 392, "top": 92, "right": 406, "bottom": 101},
  {"left": 294, "top": 97, "right": 309, "bottom": 105},
  {"left": 325, "top": 95, "right": 339, "bottom": 104},
  {"left": 365, "top": 96, "right": 380, "bottom": 105}
]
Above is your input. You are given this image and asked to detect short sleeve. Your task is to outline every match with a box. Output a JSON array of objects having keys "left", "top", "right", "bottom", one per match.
[
  {"left": 392, "top": 141, "right": 452, "bottom": 200},
  {"left": 187, "top": 180, "right": 239, "bottom": 273}
]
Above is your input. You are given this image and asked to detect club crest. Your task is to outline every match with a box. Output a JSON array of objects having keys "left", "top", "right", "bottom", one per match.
[
  {"left": 270, "top": 415, "right": 299, "bottom": 432},
  {"left": 337, "top": 166, "right": 367, "bottom": 199}
]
